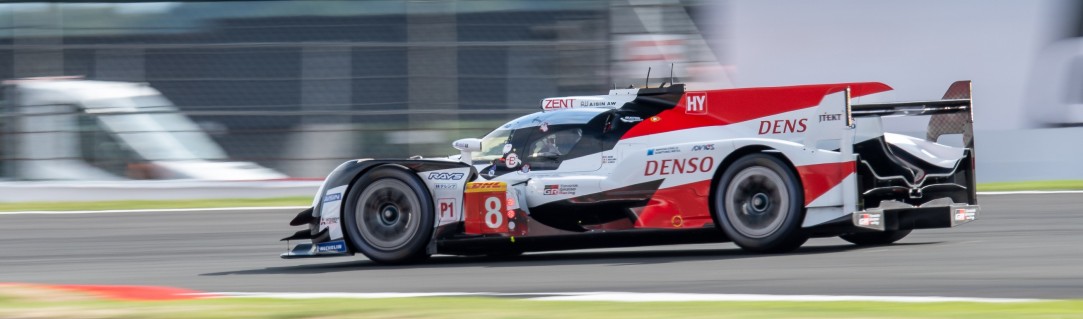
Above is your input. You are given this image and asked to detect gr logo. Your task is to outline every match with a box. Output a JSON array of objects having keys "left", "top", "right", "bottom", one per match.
[
  {"left": 685, "top": 92, "right": 707, "bottom": 115},
  {"left": 427, "top": 172, "right": 465, "bottom": 180}
]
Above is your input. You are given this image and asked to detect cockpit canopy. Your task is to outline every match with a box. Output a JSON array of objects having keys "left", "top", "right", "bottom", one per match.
[{"left": 473, "top": 108, "right": 614, "bottom": 176}]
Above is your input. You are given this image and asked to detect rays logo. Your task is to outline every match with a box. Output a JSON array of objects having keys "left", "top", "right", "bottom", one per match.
[{"left": 428, "top": 172, "right": 465, "bottom": 180}]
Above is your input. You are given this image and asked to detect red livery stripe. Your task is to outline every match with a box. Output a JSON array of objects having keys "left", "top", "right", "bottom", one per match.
[
  {"left": 796, "top": 161, "right": 856, "bottom": 206},
  {"left": 622, "top": 82, "right": 891, "bottom": 140}
]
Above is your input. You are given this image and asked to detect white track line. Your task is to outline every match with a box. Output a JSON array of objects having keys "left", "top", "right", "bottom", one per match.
[
  {"left": 0, "top": 206, "right": 308, "bottom": 215},
  {"left": 977, "top": 190, "right": 1083, "bottom": 195},
  {"left": 197, "top": 292, "right": 1044, "bottom": 303},
  {"left": 0, "top": 190, "right": 1077, "bottom": 215}
]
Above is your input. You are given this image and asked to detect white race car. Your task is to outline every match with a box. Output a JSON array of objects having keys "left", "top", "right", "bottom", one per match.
[{"left": 283, "top": 81, "right": 979, "bottom": 264}]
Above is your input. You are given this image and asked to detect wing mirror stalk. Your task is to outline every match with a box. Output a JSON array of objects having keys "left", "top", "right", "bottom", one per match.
[{"left": 452, "top": 138, "right": 482, "bottom": 164}]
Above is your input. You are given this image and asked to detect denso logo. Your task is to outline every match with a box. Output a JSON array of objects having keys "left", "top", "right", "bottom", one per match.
[
  {"left": 428, "top": 172, "right": 465, "bottom": 180},
  {"left": 685, "top": 92, "right": 707, "bottom": 114},
  {"left": 644, "top": 157, "right": 714, "bottom": 176},
  {"left": 758, "top": 119, "right": 807, "bottom": 134},
  {"left": 543, "top": 98, "right": 575, "bottom": 110}
]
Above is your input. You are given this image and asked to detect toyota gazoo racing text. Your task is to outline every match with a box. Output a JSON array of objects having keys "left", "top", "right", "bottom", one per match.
[{"left": 282, "top": 80, "right": 979, "bottom": 264}]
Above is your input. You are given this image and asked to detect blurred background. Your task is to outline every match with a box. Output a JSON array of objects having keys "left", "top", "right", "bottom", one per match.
[{"left": 1, "top": 0, "right": 1081, "bottom": 184}]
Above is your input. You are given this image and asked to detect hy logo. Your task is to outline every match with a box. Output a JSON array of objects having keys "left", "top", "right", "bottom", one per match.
[{"left": 685, "top": 92, "right": 707, "bottom": 115}]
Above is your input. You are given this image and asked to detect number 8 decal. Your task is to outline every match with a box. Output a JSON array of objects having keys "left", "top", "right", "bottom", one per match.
[{"left": 484, "top": 196, "right": 503, "bottom": 228}]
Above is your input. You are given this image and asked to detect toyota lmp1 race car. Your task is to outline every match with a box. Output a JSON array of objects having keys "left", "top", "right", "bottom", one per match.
[{"left": 282, "top": 80, "right": 979, "bottom": 264}]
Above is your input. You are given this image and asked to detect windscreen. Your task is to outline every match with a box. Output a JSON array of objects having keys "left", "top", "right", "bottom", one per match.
[{"left": 472, "top": 128, "right": 511, "bottom": 163}]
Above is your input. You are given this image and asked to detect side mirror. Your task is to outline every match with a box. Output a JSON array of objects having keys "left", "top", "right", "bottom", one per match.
[{"left": 452, "top": 138, "right": 482, "bottom": 164}]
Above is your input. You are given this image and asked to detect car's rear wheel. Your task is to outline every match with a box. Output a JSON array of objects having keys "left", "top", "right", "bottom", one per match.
[
  {"left": 342, "top": 166, "right": 433, "bottom": 264},
  {"left": 714, "top": 153, "right": 808, "bottom": 253},
  {"left": 839, "top": 229, "right": 912, "bottom": 246}
]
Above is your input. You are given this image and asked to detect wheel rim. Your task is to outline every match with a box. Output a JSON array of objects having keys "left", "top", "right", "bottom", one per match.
[
  {"left": 724, "top": 166, "right": 790, "bottom": 238},
  {"left": 355, "top": 178, "right": 422, "bottom": 251}
]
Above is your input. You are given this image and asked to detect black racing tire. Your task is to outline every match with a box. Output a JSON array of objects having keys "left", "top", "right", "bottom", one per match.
[
  {"left": 839, "top": 229, "right": 912, "bottom": 246},
  {"left": 342, "top": 166, "right": 434, "bottom": 264},
  {"left": 713, "top": 153, "right": 808, "bottom": 253}
]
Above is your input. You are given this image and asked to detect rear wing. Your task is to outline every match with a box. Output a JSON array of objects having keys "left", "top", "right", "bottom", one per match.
[{"left": 849, "top": 80, "right": 974, "bottom": 146}]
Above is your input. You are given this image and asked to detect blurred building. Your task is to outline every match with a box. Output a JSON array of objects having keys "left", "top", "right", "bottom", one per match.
[{"left": 0, "top": 1, "right": 726, "bottom": 179}]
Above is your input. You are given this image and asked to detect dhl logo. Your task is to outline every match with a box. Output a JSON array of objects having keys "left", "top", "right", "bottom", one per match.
[{"left": 465, "top": 181, "right": 507, "bottom": 193}]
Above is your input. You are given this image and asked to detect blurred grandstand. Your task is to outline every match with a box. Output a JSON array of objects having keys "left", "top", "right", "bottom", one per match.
[{"left": 0, "top": 1, "right": 729, "bottom": 180}]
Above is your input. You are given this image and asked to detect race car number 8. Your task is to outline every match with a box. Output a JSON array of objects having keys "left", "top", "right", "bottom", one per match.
[{"left": 484, "top": 196, "right": 503, "bottom": 228}]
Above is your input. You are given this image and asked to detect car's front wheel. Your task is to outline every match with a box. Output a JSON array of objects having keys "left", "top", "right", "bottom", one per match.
[
  {"left": 342, "top": 166, "right": 434, "bottom": 264},
  {"left": 713, "top": 153, "right": 808, "bottom": 253}
]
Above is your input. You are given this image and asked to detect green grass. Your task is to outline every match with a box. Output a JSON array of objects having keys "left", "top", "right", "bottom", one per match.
[
  {"left": 0, "top": 197, "right": 311, "bottom": 212},
  {"left": 977, "top": 180, "right": 1083, "bottom": 192},
  {"left": 0, "top": 296, "right": 1080, "bottom": 319}
]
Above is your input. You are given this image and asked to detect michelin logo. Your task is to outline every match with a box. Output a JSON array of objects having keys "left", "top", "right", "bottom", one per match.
[{"left": 316, "top": 240, "right": 347, "bottom": 253}]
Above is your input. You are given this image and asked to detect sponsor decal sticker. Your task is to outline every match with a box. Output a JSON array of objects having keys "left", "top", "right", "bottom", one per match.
[
  {"left": 427, "top": 172, "right": 465, "bottom": 180},
  {"left": 646, "top": 146, "right": 680, "bottom": 156},
  {"left": 543, "top": 98, "right": 575, "bottom": 110},
  {"left": 316, "top": 240, "right": 347, "bottom": 253},
  {"left": 540, "top": 122, "right": 549, "bottom": 132},
  {"left": 620, "top": 116, "right": 643, "bottom": 123},
  {"left": 543, "top": 184, "right": 578, "bottom": 196},
  {"left": 644, "top": 156, "right": 714, "bottom": 176},
  {"left": 520, "top": 164, "right": 531, "bottom": 174},
  {"left": 488, "top": 167, "right": 496, "bottom": 176},
  {"left": 758, "top": 119, "right": 807, "bottom": 134},
  {"left": 320, "top": 217, "right": 339, "bottom": 227},
  {"left": 691, "top": 144, "right": 715, "bottom": 151},
  {"left": 858, "top": 213, "right": 882, "bottom": 226},
  {"left": 685, "top": 92, "right": 708, "bottom": 114},
  {"left": 954, "top": 208, "right": 977, "bottom": 221},
  {"left": 580, "top": 100, "right": 618, "bottom": 107},
  {"left": 466, "top": 181, "right": 508, "bottom": 193},
  {"left": 505, "top": 153, "right": 521, "bottom": 168},
  {"left": 502, "top": 143, "right": 513, "bottom": 154},
  {"left": 322, "top": 193, "right": 342, "bottom": 203},
  {"left": 434, "top": 183, "right": 457, "bottom": 189},
  {"left": 320, "top": 217, "right": 339, "bottom": 226},
  {"left": 602, "top": 155, "right": 617, "bottom": 164},
  {"left": 650, "top": 116, "right": 662, "bottom": 122},
  {"left": 819, "top": 113, "right": 842, "bottom": 122}
]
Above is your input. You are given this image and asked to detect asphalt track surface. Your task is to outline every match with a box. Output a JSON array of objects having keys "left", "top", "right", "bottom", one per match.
[{"left": 1, "top": 193, "right": 1080, "bottom": 299}]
